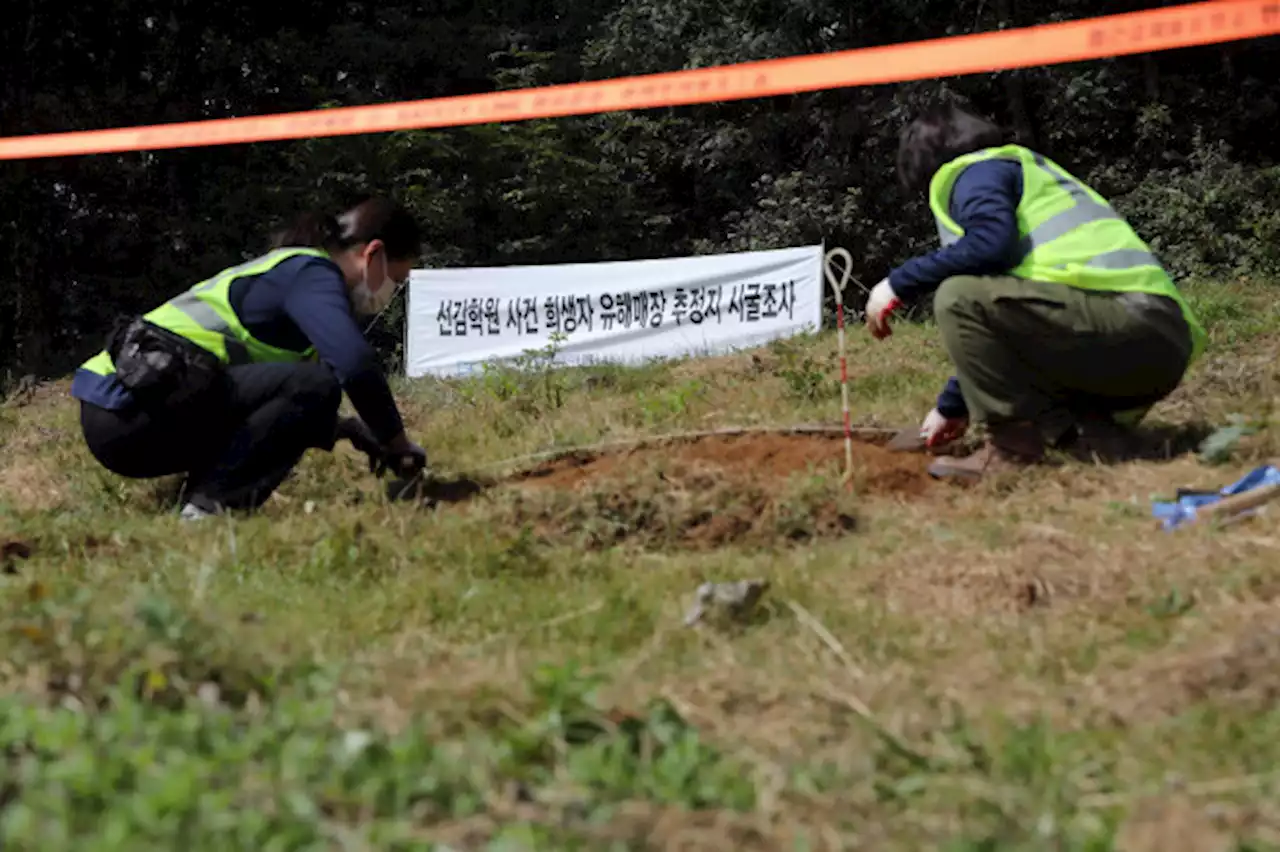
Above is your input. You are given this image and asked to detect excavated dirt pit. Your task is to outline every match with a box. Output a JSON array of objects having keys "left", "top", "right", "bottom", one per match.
[
  {"left": 513, "top": 432, "right": 929, "bottom": 494},
  {"left": 402, "top": 432, "right": 934, "bottom": 550}
]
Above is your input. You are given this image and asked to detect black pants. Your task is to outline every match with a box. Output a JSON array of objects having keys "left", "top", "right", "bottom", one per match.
[{"left": 80, "top": 362, "right": 342, "bottom": 512}]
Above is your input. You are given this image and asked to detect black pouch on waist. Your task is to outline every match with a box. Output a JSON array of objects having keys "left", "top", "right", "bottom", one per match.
[{"left": 106, "top": 317, "right": 225, "bottom": 406}]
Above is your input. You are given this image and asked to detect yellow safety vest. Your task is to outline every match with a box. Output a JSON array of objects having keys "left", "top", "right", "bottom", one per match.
[
  {"left": 81, "top": 248, "right": 330, "bottom": 377},
  {"left": 929, "top": 144, "right": 1207, "bottom": 363}
]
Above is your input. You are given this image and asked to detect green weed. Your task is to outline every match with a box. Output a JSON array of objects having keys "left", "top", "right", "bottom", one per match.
[{"left": 0, "top": 280, "right": 1278, "bottom": 847}]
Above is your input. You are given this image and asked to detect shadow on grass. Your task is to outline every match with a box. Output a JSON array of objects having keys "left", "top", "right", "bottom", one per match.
[
  {"left": 386, "top": 474, "right": 493, "bottom": 504},
  {"left": 1129, "top": 420, "right": 1219, "bottom": 462},
  {"left": 142, "top": 475, "right": 189, "bottom": 513}
]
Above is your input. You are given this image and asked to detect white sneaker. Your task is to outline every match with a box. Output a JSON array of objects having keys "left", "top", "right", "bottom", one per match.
[{"left": 180, "top": 503, "right": 213, "bottom": 522}]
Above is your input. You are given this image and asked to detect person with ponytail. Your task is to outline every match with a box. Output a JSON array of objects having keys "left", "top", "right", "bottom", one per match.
[
  {"left": 863, "top": 102, "right": 1205, "bottom": 481},
  {"left": 71, "top": 196, "right": 427, "bottom": 520}
]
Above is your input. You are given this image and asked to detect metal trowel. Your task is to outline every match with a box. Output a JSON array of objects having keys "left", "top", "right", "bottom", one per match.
[
  {"left": 886, "top": 426, "right": 928, "bottom": 452},
  {"left": 885, "top": 427, "right": 964, "bottom": 454}
]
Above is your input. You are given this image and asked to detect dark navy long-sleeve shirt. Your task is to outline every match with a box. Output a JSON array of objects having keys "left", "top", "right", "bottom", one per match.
[
  {"left": 71, "top": 254, "right": 405, "bottom": 443},
  {"left": 886, "top": 159, "right": 1025, "bottom": 419}
]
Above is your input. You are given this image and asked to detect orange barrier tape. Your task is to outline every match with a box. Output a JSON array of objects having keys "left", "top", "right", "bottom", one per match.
[{"left": 1, "top": 0, "right": 1276, "bottom": 160}]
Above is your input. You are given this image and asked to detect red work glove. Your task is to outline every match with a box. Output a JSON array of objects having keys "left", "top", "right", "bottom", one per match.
[
  {"left": 865, "top": 278, "right": 903, "bottom": 340},
  {"left": 920, "top": 408, "right": 968, "bottom": 448}
]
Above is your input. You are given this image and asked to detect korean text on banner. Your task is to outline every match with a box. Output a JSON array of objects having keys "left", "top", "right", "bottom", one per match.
[{"left": 405, "top": 246, "right": 824, "bottom": 378}]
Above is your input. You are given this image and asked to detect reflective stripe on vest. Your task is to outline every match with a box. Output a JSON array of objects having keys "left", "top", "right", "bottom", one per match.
[
  {"left": 928, "top": 144, "right": 1207, "bottom": 361},
  {"left": 936, "top": 153, "right": 1159, "bottom": 271},
  {"left": 164, "top": 290, "right": 253, "bottom": 365},
  {"left": 80, "top": 247, "right": 329, "bottom": 376}
]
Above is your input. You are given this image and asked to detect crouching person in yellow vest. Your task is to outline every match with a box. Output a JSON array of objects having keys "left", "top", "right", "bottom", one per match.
[
  {"left": 71, "top": 197, "right": 428, "bottom": 519},
  {"left": 863, "top": 103, "right": 1206, "bottom": 482}
]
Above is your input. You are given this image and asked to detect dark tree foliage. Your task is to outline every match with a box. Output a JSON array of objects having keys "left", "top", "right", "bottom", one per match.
[{"left": 1, "top": 0, "right": 1277, "bottom": 384}]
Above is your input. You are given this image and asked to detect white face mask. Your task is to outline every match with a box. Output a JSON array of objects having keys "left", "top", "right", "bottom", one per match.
[{"left": 350, "top": 251, "right": 400, "bottom": 318}]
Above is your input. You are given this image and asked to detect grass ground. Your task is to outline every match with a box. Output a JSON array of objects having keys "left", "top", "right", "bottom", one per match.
[{"left": 1, "top": 280, "right": 1278, "bottom": 850}]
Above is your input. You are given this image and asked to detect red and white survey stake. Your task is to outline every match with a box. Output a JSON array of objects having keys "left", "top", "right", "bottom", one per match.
[{"left": 823, "top": 248, "right": 858, "bottom": 489}]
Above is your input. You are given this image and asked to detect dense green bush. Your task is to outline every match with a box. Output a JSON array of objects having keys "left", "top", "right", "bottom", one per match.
[
  {"left": 4, "top": 1, "right": 1278, "bottom": 377},
  {"left": 1113, "top": 137, "right": 1280, "bottom": 282}
]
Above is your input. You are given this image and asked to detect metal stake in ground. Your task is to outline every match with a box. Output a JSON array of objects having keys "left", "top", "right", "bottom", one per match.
[{"left": 823, "top": 247, "right": 863, "bottom": 489}]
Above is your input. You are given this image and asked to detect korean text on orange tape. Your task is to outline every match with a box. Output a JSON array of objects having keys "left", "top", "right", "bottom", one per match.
[{"left": 0, "top": 0, "right": 1276, "bottom": 160}]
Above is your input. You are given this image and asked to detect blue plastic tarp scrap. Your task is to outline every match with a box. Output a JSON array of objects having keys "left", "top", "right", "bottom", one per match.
[{"left": 1152, "top": 464, "right": 1280, "bottom": 530}]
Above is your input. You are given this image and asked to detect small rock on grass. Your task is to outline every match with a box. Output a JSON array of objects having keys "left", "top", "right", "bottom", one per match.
[{"left": 684, "top": 579, "right": 770, "bottom": 627}]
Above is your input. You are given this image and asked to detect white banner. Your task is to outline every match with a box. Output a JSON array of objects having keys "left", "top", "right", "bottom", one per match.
[{"left": 405, "top": 244, "right": 824, "bottom": 377}]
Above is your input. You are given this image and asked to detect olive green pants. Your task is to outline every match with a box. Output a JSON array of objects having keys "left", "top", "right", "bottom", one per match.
[{"left": 933, "top": 276, "right": 1193, "bottom": 439}]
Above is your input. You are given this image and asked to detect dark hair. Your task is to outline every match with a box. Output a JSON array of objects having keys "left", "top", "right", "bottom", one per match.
[
  {"left": 271, "top": 197, "right": 423, "bottom": 261},
  {"left": 896, "top": 103, "right": 1013, "bottom": 195}
]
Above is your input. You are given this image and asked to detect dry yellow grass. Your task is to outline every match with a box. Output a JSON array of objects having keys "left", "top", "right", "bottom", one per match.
[{"left": 1, "top": 280, "right": 1278, "bottom": 848}]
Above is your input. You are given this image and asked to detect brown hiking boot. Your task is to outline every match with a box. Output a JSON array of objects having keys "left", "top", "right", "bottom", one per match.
[{"left": 927, "top": 421, "right": 1045, "bottom": 483}]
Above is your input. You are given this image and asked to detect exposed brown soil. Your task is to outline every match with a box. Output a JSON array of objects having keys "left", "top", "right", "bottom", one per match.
[
  {"left": 404, "top": 433, "right": 934, "bottom": 550},
  {"left": 513, "top": 432, "right": 931, "bottom": 497}
]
